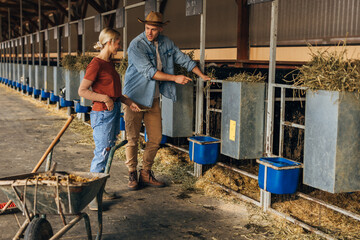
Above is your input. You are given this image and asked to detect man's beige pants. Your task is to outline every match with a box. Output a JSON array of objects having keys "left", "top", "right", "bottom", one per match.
[{"left": 123, "top": 98, "right": 162, "bottom": 172}]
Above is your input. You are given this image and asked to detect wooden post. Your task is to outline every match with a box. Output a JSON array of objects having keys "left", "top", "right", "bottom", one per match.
[{"left": 236, "top": 0, "right": 250, "bottom": 66}]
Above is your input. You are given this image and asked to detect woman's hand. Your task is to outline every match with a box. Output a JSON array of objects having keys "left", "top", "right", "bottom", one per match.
[{"left": 104, "top": 96, "right": 114, "bottom": 111}]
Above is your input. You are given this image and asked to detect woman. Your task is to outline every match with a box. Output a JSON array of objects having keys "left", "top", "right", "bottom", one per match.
[{"left": 78, "top": 28, "right": 140, "bottom": 209}]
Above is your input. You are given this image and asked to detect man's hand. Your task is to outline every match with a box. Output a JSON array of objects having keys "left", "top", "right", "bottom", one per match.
[
  {"left": 200, "top": 74, "right": 212, "bottom": 81},
  {"left": 174, "top": 75, "right": 192, "bottom": 85},
  {"left": 129, "top": 102, "right": 141, "bottom": 112}
]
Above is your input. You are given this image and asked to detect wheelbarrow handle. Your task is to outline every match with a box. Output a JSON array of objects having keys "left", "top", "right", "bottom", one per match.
[
  {"left": 104, "top": 140, "right": 128, "bottom": 174},
  {"left": 32, "top": 116, "right": 74, "bottom": 173}
]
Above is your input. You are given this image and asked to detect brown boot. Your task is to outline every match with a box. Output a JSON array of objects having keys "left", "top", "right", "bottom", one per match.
[
  {"left": 139, "top": 169, "right": 165, "bottom": 188},
  {"left": 128, "top": 171, "right": 139, "bottom": 191}
]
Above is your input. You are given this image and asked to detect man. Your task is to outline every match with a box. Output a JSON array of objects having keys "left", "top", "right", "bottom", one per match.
[{"left": 123, "top": 11, "right": 211, "bottom": 190}]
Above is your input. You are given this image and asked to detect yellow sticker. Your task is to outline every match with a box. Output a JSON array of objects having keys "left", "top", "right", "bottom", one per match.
[{"left": 229, "top": 120, "right": 236, "bottom": 141}]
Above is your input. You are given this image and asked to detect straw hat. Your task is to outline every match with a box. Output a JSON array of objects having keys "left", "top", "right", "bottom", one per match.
[{"left": 137, "top": 11, "right": 170, "bottom": 26}]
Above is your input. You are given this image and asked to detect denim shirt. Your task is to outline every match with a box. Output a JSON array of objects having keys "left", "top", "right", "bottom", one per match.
[{"left": 123, "top": 32, "right": 197, "bottom": 108}]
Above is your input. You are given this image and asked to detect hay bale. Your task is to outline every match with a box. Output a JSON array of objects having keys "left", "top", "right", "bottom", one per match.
[{"left": 289, "top": 44, "right": 360, "bottom": 94}]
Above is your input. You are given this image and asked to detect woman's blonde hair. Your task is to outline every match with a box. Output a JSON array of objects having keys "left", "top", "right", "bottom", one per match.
[{"left": 93, "top": 27, "right": 121, "bottom": 50}]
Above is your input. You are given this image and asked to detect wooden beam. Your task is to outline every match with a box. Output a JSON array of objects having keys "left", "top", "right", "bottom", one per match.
[
  {"left": 236, "top": 0, "right": 250, "bottom": 63},
  {"left": 86, "top": 0, "right": 106, "bottom": 13},
  {"left": 47, "top": 0, "right": 68, "bottom": 16},
  {"left": 81, "top": 0, "right": 88, "bottom": 19},
  {"left": 159, "top": 0, "right": 168, "bottom": 14},
  {"left": 108, "top": 0, "right": 120, "bottom": 28},
  {"left": 41, "top": 12, "right": 55, "bottom": 26},
  {"left": 23, "top": 15, "right": 39, "bottom": 31}
]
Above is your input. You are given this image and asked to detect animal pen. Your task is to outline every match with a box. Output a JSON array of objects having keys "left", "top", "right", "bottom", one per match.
[{"left": 0, "top": 0, "right": 360, "bottom": 239}]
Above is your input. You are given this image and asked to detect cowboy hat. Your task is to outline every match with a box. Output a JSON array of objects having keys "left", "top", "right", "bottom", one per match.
[{"left": 137, "top": 11, "right": 170, "bottom": 26}]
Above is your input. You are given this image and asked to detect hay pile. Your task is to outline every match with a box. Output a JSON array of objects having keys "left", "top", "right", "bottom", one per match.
[
  {"left": 195, "top": 165, "right": 260, "bottom": 201},
  {"left": 309, "top": 190, "right": 360, "bottom": 215},
  {"left": 74, "top": 55, "right": 94, "bottom": 71},
  {"left": 61, "top": 54, "right": 94, "bottom": 72},
  {"left": 61, "top": 55, "right": 77, "bottom": 71},
  {"left": 153, "top": 147, "right": 195, "bottom": 191},
  {"left": 243, "top": 205, "right": 320, "bottom": 239},
  {"left": 115, "top": 56, "right": 128, "bottom": 76},
  {"left": 224, "top": 72, "right": 266, "bottom": 83},
  {"left": 30, "top": 173, "right": 99, "bottom": 183},
  {"left": 289, "top": 45, "right": 360, "bottom": 93},
  {"left": 272, "top": 196, "right": 360, "bottom": 239}
]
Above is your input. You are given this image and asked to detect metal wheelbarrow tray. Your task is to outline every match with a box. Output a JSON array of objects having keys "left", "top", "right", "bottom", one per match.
[{"left": 0, "top": 171, "right": 109, "bottom": 215}]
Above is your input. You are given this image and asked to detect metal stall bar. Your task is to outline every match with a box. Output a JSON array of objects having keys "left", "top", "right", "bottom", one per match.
[
  {"left": 46, "top": 29, "right": 50, "bottom": 104},
  {"left": 297, "top": 192, "right": 360, "bottom": 222},
  {"left": 38, "top": 0, "right": 42, "bottom": 101},
  {"left": 8, "top": 9, "right": 10, "bottom": 68},
  {"left": 30, "top": 34, "right": 35, "bottom": 96},
  {"left": 20, "top": 0, "right": 23, "bottom": 92},
  {"left": 261, "top": 0, "right": 278, "bottom": 212},
  {"left": 195, "top": 0, "right": 207, "bottom": 135},
  {"left": 66, "top": 0, "right": 72, "bottom": 116},
  {"left": 26, "top": 35, "right": 28, "bottom": 65},
  {"left": 123, "top": 0, "right": 128, "bottom": 57},
  {"left": 8, "top": 9, "right": 12, "bottom": 88},
  {"left": 16, "top": 37, "right": 20, "bottom": 92},
  {"left": 80, "top": 18, "right": 87, "bottom": 121},
  {"left": 56, "top": 26, "right": 61, "bottom": 109},
  {"left": 274, "top": 83, "right": 306, "bottom": 157},
  {"left": 192, "top": 0, "right": 207, "bottom": 177}
]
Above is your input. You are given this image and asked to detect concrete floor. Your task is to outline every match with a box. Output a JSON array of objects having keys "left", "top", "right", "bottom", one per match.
[{"left": 0, "top": 85, "right": 256, "bottom": 240}]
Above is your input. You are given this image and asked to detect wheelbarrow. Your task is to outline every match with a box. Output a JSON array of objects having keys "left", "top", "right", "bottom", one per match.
[
  {"left": 0, "top": 140, "right": 127, "bottom": 240},
  {"left": 0, "top": 115, "right": 128, "bottom": 240}
]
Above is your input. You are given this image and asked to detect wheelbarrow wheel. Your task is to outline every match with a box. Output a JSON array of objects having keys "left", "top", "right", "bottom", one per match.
[{"left": 24, "top": 217, "right": 53, "bottom": 240}]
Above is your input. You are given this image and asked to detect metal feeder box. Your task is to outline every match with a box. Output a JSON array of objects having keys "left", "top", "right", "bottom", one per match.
[
  {"left": 21, "top": 64, "right": 28, "bottom": 85},
  {"left": 17, "top": 64, "right": 21, "bottom": 82},
  {"left": 304, "top": 90, "right": 360, "bottom": 193},
  {"left": 35, "top": 65, "right": 44, "bottom": 90},
  {"left": 13, "top": 63, "right": 18, "bottom": 83},
  {"left": 79, "top": 70, "right": 92, "bottom": 107},
  {"left": 8, "top": 63, "right": 13, "bottom": 82},
  {"left": 44, "top": 66, "right": 54, "bottom": 92},
  {"left": 188, "top": 136, "right": 221, "bottom": 165},
  {"left": 53, "top": 66, "right": 64, "bottom": 96},
  {"left": 161, "top": 83, "right": 193, "bottom": 137},
  {"left": 65, "top": 70, "right": 80, "bottom": 101},
  {"left": 221, "top": 81, "right": 265, "bottom": 159},
  {"left": 28, "top": 65, "right": 35, "bottom": 89},
  {"left": 258, "top": 157, "right": 302, "bottom": 194}
]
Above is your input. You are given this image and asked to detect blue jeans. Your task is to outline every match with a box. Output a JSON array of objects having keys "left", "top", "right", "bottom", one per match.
[{"left": 90, "top": 102, "right": 121, "bottom": 173}]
